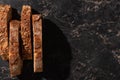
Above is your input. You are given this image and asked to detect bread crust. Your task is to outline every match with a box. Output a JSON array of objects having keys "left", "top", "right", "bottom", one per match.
[
  {"left": 0, "top": 5, "right": 12, "bottom": 60},
  {"left": 32, "top": 14, "right": 43, "bottom": 72},
  {"left": 21, "top": 5, "right": 32, "bottom": 60},
  {"left": 9, "top": 20, "right": 23, "bottom": 77}
]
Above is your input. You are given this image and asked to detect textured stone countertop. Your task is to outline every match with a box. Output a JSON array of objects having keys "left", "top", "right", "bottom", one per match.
[{"left": 0, "top": 0, "right": 120, "bottom": 80}]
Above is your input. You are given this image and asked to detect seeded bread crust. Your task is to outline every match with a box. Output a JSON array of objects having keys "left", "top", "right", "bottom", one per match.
[
  {"left": 32, "top": 14, "right": 43, "bottom": 72},
  {"left": 21, "top": 5, "right": 32, "bottom": 60},
  {"left": 0, "top": 4, "right": 12, "bottom": 60},
  {"left": 9, "top": 20, "right": 23, "bottom": 77}
]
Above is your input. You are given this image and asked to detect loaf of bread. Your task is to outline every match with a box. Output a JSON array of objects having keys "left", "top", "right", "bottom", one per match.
[
  {"left": 0, "top": 4, "right": 12, "bottom": 60},
  {"left": 9, "top": 20, "right": 23, "bottom": 77},
  {"left": 21, "top": 5, "right": 32, "bottom": 60},
  {"left": 32, "top": 14, "right": 43, "bottom": 72}
]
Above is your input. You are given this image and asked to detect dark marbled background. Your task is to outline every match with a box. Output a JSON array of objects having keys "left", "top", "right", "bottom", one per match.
[{"left": 0, "top": 0, "right": 120, "bottom": 80}]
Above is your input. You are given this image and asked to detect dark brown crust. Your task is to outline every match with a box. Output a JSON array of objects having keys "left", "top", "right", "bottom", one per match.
[
  {"left": 21, "top": 5, "right": 32, "bottom": 60},
  {"left": 9, "top": 20, "right": 23, "bottom": 77},
  {"left": 32, "top": 14, "right": 43, "bottom": 72},
  {"left": 0, "top": 5, "right": 12, "bottom": 60}
]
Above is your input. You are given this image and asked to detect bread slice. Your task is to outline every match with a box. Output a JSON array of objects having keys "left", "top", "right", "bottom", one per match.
[
  {"left": 21, "top": 5, "right": 32, "bottom": 60},
  {"left": 9, "top": 20, "right": 23, "bottom": 77},
  {"left": 0, "top": 4, "right": 12, "bottom": 60},
  {"left": 32, "top": 14, "right": 43, "bottom": 72}
]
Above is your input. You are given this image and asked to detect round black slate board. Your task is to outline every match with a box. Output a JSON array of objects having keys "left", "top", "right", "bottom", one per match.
[{"left": 0, "top": 0, "right": 120, "bottom": 80}]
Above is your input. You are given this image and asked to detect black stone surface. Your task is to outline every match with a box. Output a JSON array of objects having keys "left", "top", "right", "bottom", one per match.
[{"left": 0, "top": 0, "right": 120, "bottom": 80}]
